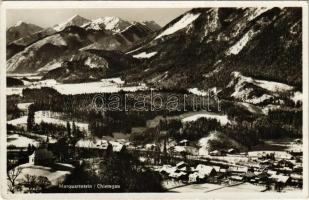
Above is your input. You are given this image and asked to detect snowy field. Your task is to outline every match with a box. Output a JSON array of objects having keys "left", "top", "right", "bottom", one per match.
[
  {"left": 182, "top": 113, "right": 230, "bottom": 126},
  {"left": 145, "top": 111, "right": 230, "bottom": 128},
  {"left": 7, "top": 134, "right": 40, "bottom": 148},
  {"left": 169, "top": 182, "right": 301, "bottom": 193},
  {"left": 7, "top": 77, "right": 148, "bottom": 96},
  {"left": 248, "top": 150, "right": 293, "bottom": 160},
  {"left": 168, "top": 182, "right": 265, "bottom": 193},
  {"left": 7, "top": 73, "right": 42, "bottom": 79},
  {"left": 12, "top": 163, "right": 72, "bottom": 186},
  {"left": 133, "top": 52, "right": 157, "bottom": 59},
  {"left": 168, "top": 182, "right": 222, "bottom": 192},
  {"left": 7, "top": 111, "right": 89, "bottom": 133},
  {"left": 7, "top": 87, "right": 24, "bottom": 96},
  {"left": 228, "top": 71, "right": 301, "bottom": 104}
]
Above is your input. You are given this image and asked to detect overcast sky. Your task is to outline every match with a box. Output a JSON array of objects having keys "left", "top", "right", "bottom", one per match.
[{"left": 6, "top": 8, "right": 191, "bottom": 28}]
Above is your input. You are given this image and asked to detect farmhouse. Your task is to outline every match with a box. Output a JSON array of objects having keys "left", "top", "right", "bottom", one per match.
[
  {"left": 179, "top": 139, "right": 189, "bottom": 146},
  {"left": 209, "top": 150, "right": 221, "bottom": 156},
  {"left": 228, "top": 166, "right": 248, "bottom": 174}
]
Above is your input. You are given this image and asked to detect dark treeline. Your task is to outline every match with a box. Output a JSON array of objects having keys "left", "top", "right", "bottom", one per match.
[
  {"left": 46, "top": 152, "right": 164, "bottom": 193},
  {"left": 129, "top": 107, "right": 302, "bottom": 150},
  {"left": 21, "top": 88, "right": 220, "bottom": 137},
  {"left": 19, "top": 87, "right": 302, "bottom": 147},
  {"left": 7, "top": 77, "right": 24, "bottom": 87}
]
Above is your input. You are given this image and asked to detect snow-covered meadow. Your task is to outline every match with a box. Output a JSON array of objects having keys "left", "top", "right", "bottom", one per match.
[
  {"left": 7, "top": 111, "right": 89, "bottom": 133},
  {"left": 7, "top": 76, "right": 148, "bottom": 96},
  {"left": 182, "top": 113, "right": 230, "bottom": 126},
  {"left": 227, "top": 71, "right": 301, "bottom": 104},
  {"left": 7, "top": 134, "right": 40, "bottom": 148}
]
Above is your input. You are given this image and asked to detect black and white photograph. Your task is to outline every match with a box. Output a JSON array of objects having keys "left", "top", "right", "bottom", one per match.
[{"left": 1, "top": 1, "right": 308, "bottom": 198}]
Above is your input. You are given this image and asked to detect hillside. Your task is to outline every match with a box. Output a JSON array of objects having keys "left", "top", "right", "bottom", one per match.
[
  {"left": 125, "top": 7, "right": 301, "bottom": 91},
  {"left": 7, "top": 21, "right": 43, "bottom": 44},
  {"left": 42, "top": 50, "right": 140, "bottom": 83},
  {"left": 6, "top": 15, "right": 160, "bottom": 73}
]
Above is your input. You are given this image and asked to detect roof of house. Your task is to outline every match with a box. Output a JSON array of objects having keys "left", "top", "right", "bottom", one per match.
[
  {"left": 228, "top": 148, "right": 236, "bottom": 152},
  {"left": 145, "top": 143, "right": 157, "bottom": 150},
  {"left": 169, "top": 171, "right": 187, "bottom": 178},
  {"left": 176, "top": 161, "right": 187, "bottom": 168},
  {"left": 219, "top": 168, "right": 228, "bottom": 173},
  {"left": 267, "top": 170, "right": 277, "bottom": 175},
  {"left": 245, "top": 172, "right": 256, "bottom": 178},
  {"left": 213, "top": 166, "right": 221, "bottom": 172},
  {"left": 210, "top": 150, "right": 220, "bottom": 154},
  {"left": 189, "top": 171, "right": 206, "bottom": 180},
  {"left": 75, "top": 139, "right": 109, "bottom": 149},
  {"left": 271, "top": 174, "right": 290, "bottom": 183},
  {"left": 173, "top": 146, "right": 198, "bottom": 154},
  {"left": 110, "top": 141, "right": 125, "bottom": 152},
  {"left": 230, "top": 175, "right": 243, "bottom": 181},
  {"left": 260, "top": 159, "right": 272, "bottom": 164},
  {"left": 159, "top": 165, "right": 176, "bottom": 174},
  {"left": 290, "top": 173, "right": 302, "bottom": 180},
  {"left": 195, "top": 164, "right": 215, "bottom": 176},
  {"left": 174, "top": 146, "right": 186, "bottom": 153},
  {"left": 228, "top": 166, "right": 248, "bottom": 173}
]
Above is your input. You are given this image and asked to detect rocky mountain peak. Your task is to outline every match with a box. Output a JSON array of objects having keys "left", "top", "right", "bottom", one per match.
[{"left": 53, "top": 14, "right": 91, "bottom": 31}]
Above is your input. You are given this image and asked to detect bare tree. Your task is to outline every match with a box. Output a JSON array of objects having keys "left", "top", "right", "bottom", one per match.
[
  {"left": 37, "top": 176, "right": 51, "bottom": 191},
  {"left": 7, "top": 167, "right": 22, "bottom": 193},
  {"left": 23, "top": 174, "right": 38, "bottom": 193}
]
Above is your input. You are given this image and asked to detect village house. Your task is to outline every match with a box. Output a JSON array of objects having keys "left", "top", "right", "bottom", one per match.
[
  {"left": 267, "top": 170, "right": 277, "bottom": 176},
  {"left": 271, "top": 174, "right": 291, "bottom": 190},
  {"left": 228, "top": 166, "right": 248, "bottom": 175},
  {"left": 276, "top": 159, "right": 295, "bottom": 170},
  {"left": 189, "top": 164, "right": 216, "bottom": 183},
  {"left": 179, "top": 139, "right": 189, "bottom": 146},
  {"left": 110, "top": 141, "right": 126, "bottom": 153},
  {"left": 293, "top": 139, "right": 302, "bottom": 144},
  {"left": 259, "top": 159, "right": 274, "bottom": 169},
  {"left": 158, "top": 162, "right": 192, "bottom": 182},
  {"left": 288, "top": 149, "right": 302, "bottom": 156},
  {"left": 145, "top": 143, "right": 158, "bottom": 151},
  {"left": 196, "top": 164, "right": 217, "bottom": 182},
  {"left": 227, "top": 148, "right": 238, "bottom": 154},
  {"left": 255, "top": 171, "right": 269, "bottom": 184},
  {"left": 176, "top": 161, "right": 190, "bottom": 172},
  {"left": 209, "top": 150, "right": 221, "bottom": 156},
  {"left": 244, "top": 171, "right": 256, "bottom": 183},
  {"left": 293, "top": 164, "right": 302, "bottom": 173},
  {"left": 173, "top": 145, "right": 199, "bottom": 156},
  {"left": 229, "top": 175, "right": 244, "bottom": 182},
  {"left": 290, "top": 173, "right": 302, "bottom": 187},
  {"left": 73, "top": 139, "right": 126, "bottom": 159}
]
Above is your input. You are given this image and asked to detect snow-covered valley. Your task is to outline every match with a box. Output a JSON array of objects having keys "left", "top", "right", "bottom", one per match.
[{"left": 7, "top": 76, "right": 148, "bottom": 96}]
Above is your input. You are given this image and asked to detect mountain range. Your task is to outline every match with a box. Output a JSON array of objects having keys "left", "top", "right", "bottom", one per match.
[
  {"left": 123, "top": 7, "right": 302, "bottom": 105},
  {"left": 7, "top": 15, "right": 160, "bottom": 72},
  {"left": 6, "top": 8, "right": 302, "bottom": 105},
  {"left": 125, "top": 8, "right": 301, "bottom": 88}
]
